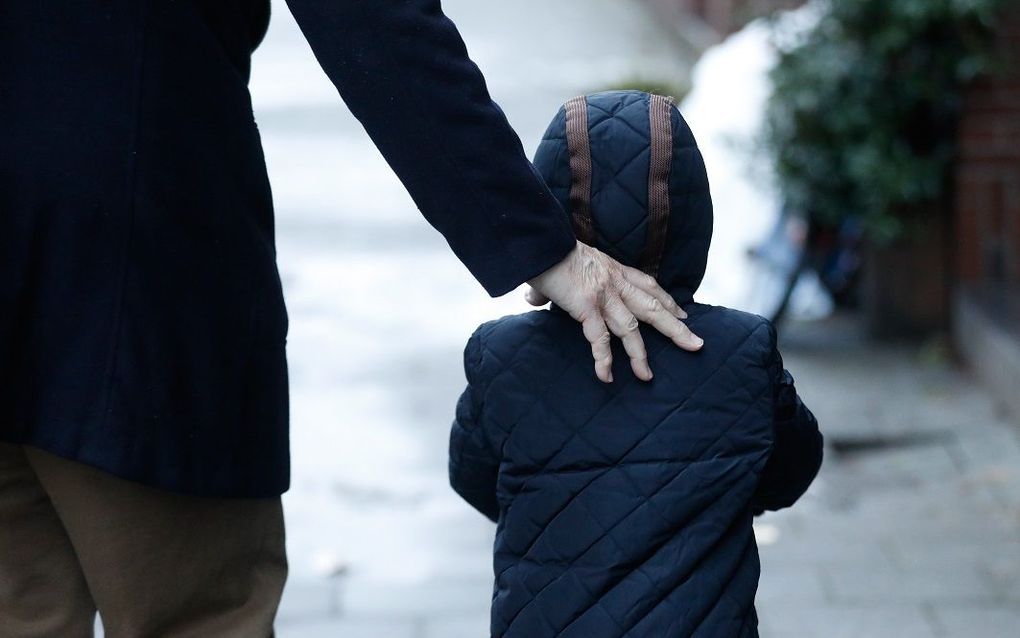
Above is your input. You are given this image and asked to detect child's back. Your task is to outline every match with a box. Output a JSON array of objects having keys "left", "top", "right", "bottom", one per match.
[{"left": 449, "top": 91, "right": 822, "bottom": 638}]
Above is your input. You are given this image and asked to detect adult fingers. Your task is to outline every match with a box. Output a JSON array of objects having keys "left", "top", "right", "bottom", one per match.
[
  {"left": 579, "top": 309, "right": 614, "bottom": 383},
  {"left": 618, "top": 281, "right": 704, "bottom": 352},
  {"left": 620, "top": 266, "right": 686, "bottom": 319},
  {"left": 601, "top": 293, "right": 653, "bottom": 381}
]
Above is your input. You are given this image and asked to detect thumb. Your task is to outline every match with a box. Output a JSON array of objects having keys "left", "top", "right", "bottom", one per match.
[{"left": 525, "top": 286, "right": 550, "bottom": 306}]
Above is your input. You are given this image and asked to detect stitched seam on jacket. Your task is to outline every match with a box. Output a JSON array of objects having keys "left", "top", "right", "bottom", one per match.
[
  {"left": 547, "top": 407, "right": 766, "bottom": 635},
  {"left": 487, "top": 336, "right": 675, "bottom": 488},
  {"left": 490, "top": 318, "right": 765, "bottom": 524},
  {"left": 631, "top": 504, "right": 756, "bottom": 636},
  {"left": 498, "top": 326, "right": 768, "bottom": 631},
  {"left": 640, "top": 94, "right": 675, "bottom": 277},
  {"left": 565, "top": 95, "right": 595, "bottom": 246}
]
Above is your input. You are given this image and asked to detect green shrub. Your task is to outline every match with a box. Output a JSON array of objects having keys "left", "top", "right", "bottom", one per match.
[{"left": 763, "top": 0, "right": 1005, "bottom": 242}]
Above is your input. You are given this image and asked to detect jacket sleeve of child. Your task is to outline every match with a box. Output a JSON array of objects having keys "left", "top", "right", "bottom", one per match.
[
  {"left": 448, "top": 327, "right": 501, "bottom": 522},
  {"left": 751, "top": 324, "right": 824, "bottom": 514}
]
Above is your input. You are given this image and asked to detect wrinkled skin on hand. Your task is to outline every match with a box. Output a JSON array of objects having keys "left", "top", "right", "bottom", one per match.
[{"left": 527, "top": 242, "right": 703, "bottom": 383}]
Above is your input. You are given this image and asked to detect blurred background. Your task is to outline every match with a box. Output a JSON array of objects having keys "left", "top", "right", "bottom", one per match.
[{"left": 247, "top": 1, "right": 1020, "bottom": 635}]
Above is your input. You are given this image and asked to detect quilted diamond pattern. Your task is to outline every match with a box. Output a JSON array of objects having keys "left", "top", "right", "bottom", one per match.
[
  {"left": 450, "top": 305, "right": 776, "bottom": 638},
  {"left": 533, "top": 90, "right": 713, "bottom": 304},
  {"left": 449, "top": 91, "right": 819, "bottom": 638}
]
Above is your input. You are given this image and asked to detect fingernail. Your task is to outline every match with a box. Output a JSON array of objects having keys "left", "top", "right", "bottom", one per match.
[
  {"left": 608, "top": 372, "right": 614, "bottom": 383},
  {"left": 693, "top": 336, "right": 704, "bottom": 348}
]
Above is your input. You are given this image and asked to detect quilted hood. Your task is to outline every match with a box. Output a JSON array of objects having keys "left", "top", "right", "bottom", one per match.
[{"left": 533, "top": 90, "right": 714, "bottom": 304}]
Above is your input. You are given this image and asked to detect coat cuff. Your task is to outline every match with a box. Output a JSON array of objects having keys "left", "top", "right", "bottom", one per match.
[{"left": 478, "top": 221, "right": 576, "bottom": 297}]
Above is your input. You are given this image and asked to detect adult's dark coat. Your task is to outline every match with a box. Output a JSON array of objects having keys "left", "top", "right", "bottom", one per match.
[
  {"left": 449, "top": 91, "right": 823, "bottom": 637},
  {"left": 0, "top": 1, "right": 576, "bottom": 497}
]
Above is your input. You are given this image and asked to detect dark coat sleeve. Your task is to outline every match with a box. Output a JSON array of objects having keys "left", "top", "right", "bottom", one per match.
[
  {"left": 752, "top": 330, "right": 824, "bottom": 514},
  {"left": 284, "top": 0, "right": 577, "bottom": 296},
  {"left": 449, "top": 329, "right": 500, "bottom": 522}
]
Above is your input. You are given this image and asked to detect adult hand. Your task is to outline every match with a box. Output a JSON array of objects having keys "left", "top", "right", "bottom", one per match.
[{"left": 526, "top": 241, "right": 703, "bottom": 383}]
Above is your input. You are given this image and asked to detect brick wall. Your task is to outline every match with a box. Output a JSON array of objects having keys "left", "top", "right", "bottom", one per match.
[
  {"left": 955, "top": 4, "right": 1020, "bottom": 285},
  {"left": 644, "top": 0, "right": 802, "bottom": 37},
  {"left": 640, "top": 0, "right": 804, "bottom": 52}
]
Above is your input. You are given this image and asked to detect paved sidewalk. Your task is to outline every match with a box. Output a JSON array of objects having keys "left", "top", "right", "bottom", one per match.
[
  {"left": 756, "top": 316, "right": 1020, "bottom": 638},
  {"left": 249, "top": 0, "right": 1020, "bottom": 635},
  {"left": 271, "top": 313, "right": 1020, "bottom": 637}
]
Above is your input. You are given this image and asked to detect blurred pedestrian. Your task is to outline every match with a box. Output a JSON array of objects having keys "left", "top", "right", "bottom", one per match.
[
  {"left": 0, "top": 2, "right": 702, "bottom": 636},
  {"left": 449, "top": 91, "right": 823, "bottom": 638}
]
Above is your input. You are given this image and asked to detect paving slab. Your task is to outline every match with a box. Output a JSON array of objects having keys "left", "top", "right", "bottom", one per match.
[
  {"left": 933, "top": 605, "right": 1020, "bottom": 638},
  {"left": 759, "top": 603, "right": 939, "bottom": 638},
  {"left": 276, "top": 616, "right": 419, "bottom": 638}
]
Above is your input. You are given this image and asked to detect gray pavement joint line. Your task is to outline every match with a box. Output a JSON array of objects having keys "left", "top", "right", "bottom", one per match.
[
  {"left": 816, "top": 564, "right": 837, "bottom": 606},
  {"left": 920, "top": 600, "right": 949, "bottom": 638},
  {"left": 942, "top": 436, "right": 971, "bottom": 475},
  {"left": 976, "top": 562, "right": 1015, "bottom": 606}
]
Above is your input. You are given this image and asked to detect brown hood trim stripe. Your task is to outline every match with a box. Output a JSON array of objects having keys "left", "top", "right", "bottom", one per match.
[
  {"left": 640, "top": 94, "right": 676, "bottom": 277},
  {"left": 564, "top": 95, "right": 596, "bottom": 246}
]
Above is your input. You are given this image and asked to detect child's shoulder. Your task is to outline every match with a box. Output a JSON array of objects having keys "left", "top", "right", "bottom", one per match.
[
  {"left": 468, "top": 308, "right": 572, "bottom": 351},
  {"left": 463, "top": 308, "right": 579, "bottom": 378},
  {"left": 685, "top": 301, "right": 773, "bottom": 329},
  {"left": 683, "top": 302, "right": 778, "bottom": 351},
  {"left": 644, "top": 302, "right": 780, "bottom": 391}
]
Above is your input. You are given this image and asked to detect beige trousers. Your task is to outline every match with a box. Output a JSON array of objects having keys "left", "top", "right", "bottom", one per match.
[{"left": 0, "top": 443, "right": 287, "bottom": 638}]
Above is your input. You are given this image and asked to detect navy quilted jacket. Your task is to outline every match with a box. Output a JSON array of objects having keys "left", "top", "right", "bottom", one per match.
[{"left": 449, "top": 91, "right": 823, "bottom": 638}]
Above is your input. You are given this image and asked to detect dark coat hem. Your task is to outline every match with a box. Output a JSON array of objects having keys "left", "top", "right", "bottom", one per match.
[{"left": 0, "top": 433, "right": 289, "bottom": 499}]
